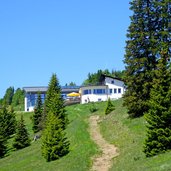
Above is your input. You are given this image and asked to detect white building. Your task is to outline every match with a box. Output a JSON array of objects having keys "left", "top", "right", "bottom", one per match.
[
  {"left": 23, "top": 74, "right": 125, "bottom": 111},
  {"left": 80, "top": 74, "right": 125, "bottom": 104},
  {"left": 23, "top": 86, "right": 80, "bottom": 112}
]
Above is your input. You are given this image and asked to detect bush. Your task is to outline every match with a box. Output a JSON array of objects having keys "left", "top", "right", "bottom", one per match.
[
  {"left": 105, "top": 98, "right": 115, "bottom": 115},
  {"left": 89, "top": 102, "right": 98, "bottom": 113}
]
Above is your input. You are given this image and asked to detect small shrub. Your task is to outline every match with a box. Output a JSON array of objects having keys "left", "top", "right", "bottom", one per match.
[
  {"left": 105, "top": 98, "right": 115, "bottom": 115},
  {"left": 13, "top": 115, "right": 31, "bottom": 150},
  {"left": 89, "top": 102, "right": 98, "bottom": 113}
]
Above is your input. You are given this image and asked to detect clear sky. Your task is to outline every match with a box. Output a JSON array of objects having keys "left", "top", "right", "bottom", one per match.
[{"left": 0, "top": 0, "right": 131, "bottom": 98}]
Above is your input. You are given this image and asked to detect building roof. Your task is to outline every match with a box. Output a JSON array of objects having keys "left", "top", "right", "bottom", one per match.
[
  {"left": 100, "top": 74, "right": 124, "bottom": 82},
  {"left": 23, "top": 86, "right": 48, "bottom": 93},
  {"left": 23, "top": 86, "right": 81, "bottom": 93}
]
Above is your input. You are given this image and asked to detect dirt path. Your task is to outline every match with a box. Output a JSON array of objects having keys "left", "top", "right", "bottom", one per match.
[{"left": 89, "top": 115, "right": 119, "bottom": 171}]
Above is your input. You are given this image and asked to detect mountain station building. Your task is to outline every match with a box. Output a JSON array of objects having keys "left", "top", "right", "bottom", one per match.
[{"left": 23, "top": 74, "right": 125, "bottom": 112}]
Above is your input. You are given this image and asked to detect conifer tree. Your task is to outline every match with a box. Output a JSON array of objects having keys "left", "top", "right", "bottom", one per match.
[
  {"left": 33, "top": 92, "right": 43, "bottom": 133},
  {"left": 42, "top": 73, "right": 69, "bottom": 161},
  {"left": 41, "top": 112, "right": 69, "bottom": 162},
  {"left": 123, "top": 0, "right": 158, "bottom": 117},
  {"left": 0, "top": 106, "right": 16, "bottom": 138},
  {"left": 12, "top": 88, "right": 24, "bottom": 109},
  {"left": 0, "top": 106, "right": 15, "bottom": 157},
  {"left": 44, "top": 73, "right": 68, "bottom": 129},
  {"left": 144, "top": 57, "right": 171, "bottom": 156},
  {"left": 0, "top": 134, "right": 7, "bottom": 158},
  {"left": 13, "top": 115, "right": 30, "bottom": 150},
  {"left": 105, "top": 98, "right": 115, "bottom": 115},
  {"left": 38, "top": 104, "right": 47, "bottom": 131},
  {"left": 144, "top": 0, "right": 171, "bottom": 156},
  {"left": 3, "top": 87, "right": 14, "bottom": 105}
]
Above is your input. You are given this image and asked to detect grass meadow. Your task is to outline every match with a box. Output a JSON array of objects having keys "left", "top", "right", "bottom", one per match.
[{"left": 1, "top": 99, "right": 171, "bottom": 171}]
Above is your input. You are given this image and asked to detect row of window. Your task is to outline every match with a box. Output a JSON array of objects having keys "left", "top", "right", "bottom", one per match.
[
  {"left": 83, "top": 88, "right": 122, "bottom": 95},
  {"left": 109, "top": 88, "right": 121, "bottom": 94}
]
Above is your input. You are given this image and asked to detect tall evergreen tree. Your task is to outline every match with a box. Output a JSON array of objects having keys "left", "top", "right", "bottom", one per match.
[
  {"left": 12, "top": 88, "right": 24, "bottom": 109},
  {"left": 0, "top": 106, "right": 16, "bottom": 138},
  {"left": 44, "top": 73, "right": 68, "bottom": 129},
  {"left": 3, "top": 87, "right": 14, "bottom": 105},
  {"left": 123, "top": 0, "right": 158, "bottom": 117},
  {"left": 144, "top": 58, "right": 171, "bottom": 156},
  {"left": 42, "top": 73, "right": 69, "bottom": 161},
  {"left": 0, "top": 109, "right": 8, "bottom": 158},
  {"left": 41, "top": 112, "right": 69, "bottom": 162},
  {"left": 32, "top": 92, "right": 43, "bottom": 133},
  {"left": 0, "top": 134, "right": 7, "bottom": 158},
  {"left": 144, "top": 0, "right": 171, "bottom": 157},
  {"left": 13, "top": 115, "right": 31, "bottom": 150}
]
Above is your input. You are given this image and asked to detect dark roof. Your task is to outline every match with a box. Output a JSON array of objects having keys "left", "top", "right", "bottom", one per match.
[
  {"left": 23, "top": 86, "right": 81, "bottom": 93},
  {"left": 23, "top": 86, "right": 48, "bottom": 93},
  {"left": 100, "top": 74, "right": 124, "bottom": 82}
]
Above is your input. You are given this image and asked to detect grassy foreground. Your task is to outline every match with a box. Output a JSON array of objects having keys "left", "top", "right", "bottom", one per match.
[
  {"left": 0, "top": 104, "right": 101, "bottom": 171},
  {"left": 100, "top": 99, "right": 171, "bottom": 171},
  {"left": 1, "top": 99, "right": 171, "bottom": 171}
]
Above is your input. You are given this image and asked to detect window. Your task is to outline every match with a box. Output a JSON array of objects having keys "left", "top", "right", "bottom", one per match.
[
  {"left": 111, "top": 80, "right": 114, "bottom": 84},
  {"left": 114, "top": 88, "right": 117, "bottom": 94},
  {"left": 109, "top": 89, "right": 112, "bottom": 94},
  {"left": 118, "top": 88, "right": 121, "bottom": 93},
  {"left": 83, "top": 89, "right": 91, "bottom": 95},
  {"left": 84, "top": 90, "right": 88, "bottom": 95},
  {"left": 93, "top": 89, "right": 106, "bottom": 94}
]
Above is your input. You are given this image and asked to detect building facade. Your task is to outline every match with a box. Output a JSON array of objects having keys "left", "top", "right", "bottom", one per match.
[
  {"left": 23, "top": 86, "right": 80, "bottom": 112},
  {"left": 23, "top": 74, "right": 125, "bottom": 111},
  {"left": 79, "top": 74, "right": 125, "bottom": 104}
]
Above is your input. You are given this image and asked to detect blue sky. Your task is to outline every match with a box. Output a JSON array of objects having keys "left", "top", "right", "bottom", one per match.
[{"left": 0, "top": 0, "right": 131, "bottom": 98}]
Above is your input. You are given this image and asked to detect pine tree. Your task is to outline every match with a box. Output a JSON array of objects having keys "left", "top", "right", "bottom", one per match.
[
  {"left": 0, "top": 106, "right": 16, "bottom": 139},
  {"left": 123, "top": 0, "right": 158, "bottom": 117},
  {"left": 13, "top": 115, "right": 31, "bottom": 150},
  {"left": 3, "top": 87, "right": 14, "bottom": 105},
  {"left": 33, "top": 92, "right": 43, "bottom": 133},
  {"left": 41, "top": 112, "right": 69, "bottom": 162},
  {"left": 144, "top": 0, "right": 171, "bottom": 157},
  {"left": 12, "top": 88, "right": 24, "bottom": 110},
  {"left": 105, "top": 98, "right": 115, "bottom": 115},
  {"left": 42, "top": 73, "right": 70, "bottom": 161},
  {"left": 38, "top": 104, "right": 47, "bottom": 131},
  {"left": 44, "top": 73, "right": 68, "bottom": 129},
  {"left": 0, "top": 119, "right": 7, "bottom": 158},
  {"left": 0, "top": 134, "right": 7, "bottom": 158},
  {"left": 144, "top": 58, "right": 171, "bottom": 156}
]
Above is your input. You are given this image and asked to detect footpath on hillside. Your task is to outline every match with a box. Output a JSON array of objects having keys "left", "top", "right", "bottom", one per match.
[{"left": 89, "top": 115, "right": 119, "bottom": 171}]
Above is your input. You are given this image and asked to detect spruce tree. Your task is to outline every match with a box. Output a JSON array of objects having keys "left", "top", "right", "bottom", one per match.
[
  {"left": 105, "top": 98, "right": 115, "bottom": 115},
  {"left": 0, "top": 106, "right": 16, "bottom": 139},
  {"left": 44, "top": 73, "right": 68, "bottom": 129},
  {"left": 123, "top": 0, "right": 158, "bottom": 117},
  {"left": 33, "top": 92, "right": 43, "bottom": 133},
  {"left": 12, "top": 88, "right": 24, "bottom": 110},
  {"left": 41, "top": 112, "right": 69, "bottom": 162},
  {"left": 144, "top": 58, "right": 171, "bottom": 156},
  {"left": 3, "top": 87, "right": 14, "bottom": 105},
  {"left": 0, "top": 120, "right": 7, "bottom": 158},
  {"left": 0, "top": 135, "right": 7, "bottom": 158},
  {"left": 42, "top": 73, "right": 69, "bottom": 161},
  {"left": 13, "top": 115, "right": 31, "bottom": 150},
  {"left": 144, "top": 0, "right": 171, "bottom": 157}
]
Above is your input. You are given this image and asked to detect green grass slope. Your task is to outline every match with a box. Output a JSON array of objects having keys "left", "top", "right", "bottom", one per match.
[
  {"left": 0, "top": 104, "right": 100, "bottom": 171},
  {"left": 100, "top": 99, "right": 171, "bottom": 171},
  {"left": 1, "top": 100, "right": 171, "bottom": 171}
]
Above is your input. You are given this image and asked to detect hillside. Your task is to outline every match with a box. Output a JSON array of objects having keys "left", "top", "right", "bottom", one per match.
[{"left": 0, "top": 99, "right": 171, "bottom": 171}]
